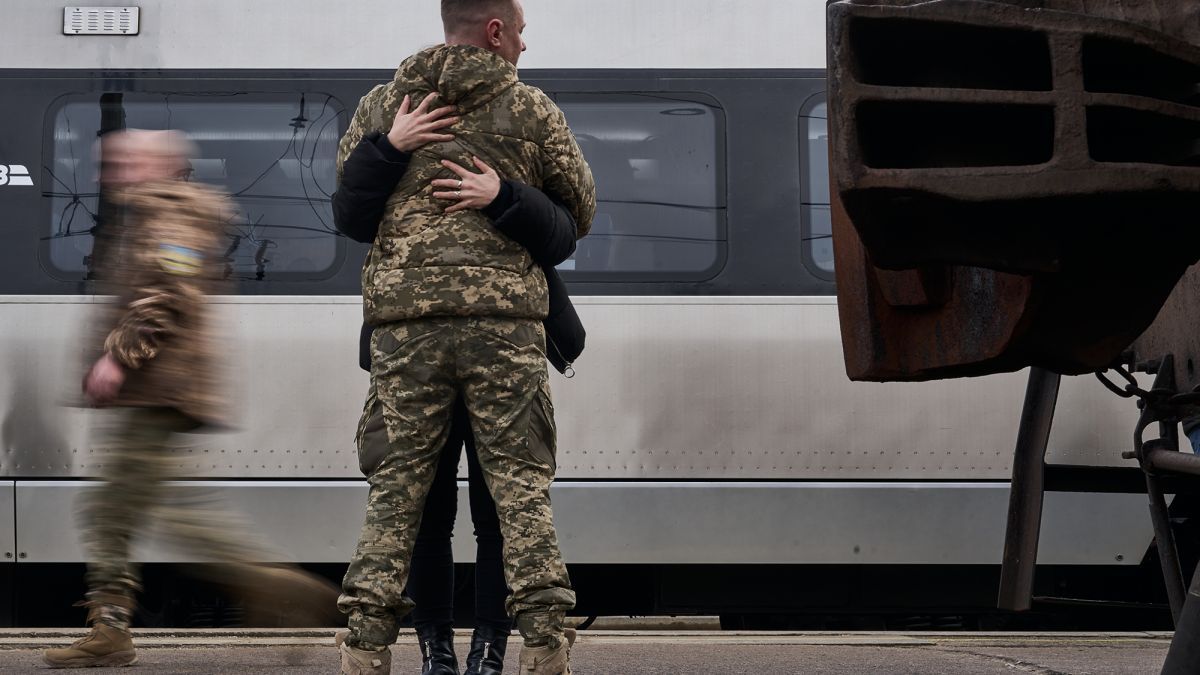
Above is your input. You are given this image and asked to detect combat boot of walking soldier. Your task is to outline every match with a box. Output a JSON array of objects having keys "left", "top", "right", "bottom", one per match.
[
  {"left": 43, "top": 130, "right": 337, "bottom": 669},
  {"left": 334, "top": 1, "right": 595, "bottom": 674}
]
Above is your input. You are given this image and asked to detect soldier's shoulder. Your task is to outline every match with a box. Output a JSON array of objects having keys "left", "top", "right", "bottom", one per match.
[
  {"left": 166, "top": 180, "right": 231, "bottom": 214},
  {"left": 125, "top": 180, "right": 208, "bottom": 210},
  {"left": 366, "top": 82, "right": 390, "bottom": 101},
  {"left": 356, "top": 83, "right": 391, "bottom": 112},
  {"left": 352, "top": 81, "right": 408, "bottom": 134},
  {"left": 186, "top": 182, "right": 236, "bottom": 221},
  {"left": 128, "top": 181, "right": 233, "bottom": 232},
  {"left": 123, "top": 185, "right": 224, "bottom": 277},
  {"left": 513, "top": 81, "right": 555, "bottom": 106},
  {"left": 509, "top": 82, "right": 566, "bottom": 125}
]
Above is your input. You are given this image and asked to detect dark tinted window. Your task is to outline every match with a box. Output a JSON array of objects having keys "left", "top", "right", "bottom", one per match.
[
  {"left": 802, "top": 99, "right": 833, "bottom": 274},
  {"left": 557, "top": 94, "right": 726, "bottom": 280},
  {"left": 46, "top": 93, "right": 343, "bottom": 281}
]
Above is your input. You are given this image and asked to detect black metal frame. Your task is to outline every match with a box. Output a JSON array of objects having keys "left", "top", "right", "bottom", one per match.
[
  {"left": 998, "top": 356, "right": 1200, "bottom": 672},
  {"left": 997, "top": 367, "right": 1061, "bottom": 611}
]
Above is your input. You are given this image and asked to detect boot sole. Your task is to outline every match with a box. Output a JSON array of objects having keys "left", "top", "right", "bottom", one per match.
[{"left": 43, "top": 651, "right": 138, "bottom": 668}]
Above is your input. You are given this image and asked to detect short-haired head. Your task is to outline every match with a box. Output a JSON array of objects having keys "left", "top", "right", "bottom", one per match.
[
  {"left": 442, "top": 0, "right": 527, "bottom": 66},
  {"left": 442, "top": 0, "right": 515, "bottom": 29},
  {"left": 98, "top": 129, "right": 196, "bottom": 186}
]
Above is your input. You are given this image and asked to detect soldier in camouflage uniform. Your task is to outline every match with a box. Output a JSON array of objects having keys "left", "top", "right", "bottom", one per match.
[
  {"left": 336, "top": 2, "right": 595, "bottom": 674},
  {"left": 44, "top": 131, "right": 337, "bottom": 669}
]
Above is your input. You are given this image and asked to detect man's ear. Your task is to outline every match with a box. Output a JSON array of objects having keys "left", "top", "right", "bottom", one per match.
[{"left": 485, "top": 18, "right": 504, "bottom": 47}]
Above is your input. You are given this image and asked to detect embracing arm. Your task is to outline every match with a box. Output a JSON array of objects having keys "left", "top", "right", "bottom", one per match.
[
  {"left": 332, "top": 133, "right": 412, "bottom": 243},
  {"left": 483, "top": 180, "right": 578, "bottom": 267},
  {"left": 433, "top": 157, "right": 579, "bottom": 267}
]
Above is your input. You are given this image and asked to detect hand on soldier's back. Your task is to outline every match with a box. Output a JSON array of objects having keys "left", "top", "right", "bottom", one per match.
[{"left": 386, "top": 93, "right": 459, "bottom": 153}]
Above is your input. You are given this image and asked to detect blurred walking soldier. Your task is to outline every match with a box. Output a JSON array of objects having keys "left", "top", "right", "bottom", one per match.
[
  {"left": 43, "top": 130, "right": 335, "bottom": 669},
  {"left": 335, "top": 1, "right": 595, "bottom": 674}
]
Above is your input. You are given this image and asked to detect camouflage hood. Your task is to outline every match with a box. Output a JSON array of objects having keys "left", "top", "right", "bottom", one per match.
[
  {"left": 337, "top": 45, "right": 595, "bottom": 325},
  {"left": 393, "top": 44, "right": 519, "bottom": 115}
]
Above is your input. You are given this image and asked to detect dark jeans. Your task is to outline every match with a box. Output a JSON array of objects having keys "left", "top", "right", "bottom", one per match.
[{"left": 408, "top": 397, "right": 512, "bottom": 633}]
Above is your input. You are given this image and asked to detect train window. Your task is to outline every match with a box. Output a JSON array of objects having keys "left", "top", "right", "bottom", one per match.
[
  {"left": 45, "top": 93, "right": 344, "bottom": 282},
  {"left": 802, "top": 98, "right": 833, "bottom": 274},
  {"left": 556, "top": 93, "right": 726, "bottom": 280}
]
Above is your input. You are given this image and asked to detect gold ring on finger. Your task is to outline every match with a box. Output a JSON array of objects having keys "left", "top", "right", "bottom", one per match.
[{"left": 457, "top": 180, "right": 463, "bottom": 190}]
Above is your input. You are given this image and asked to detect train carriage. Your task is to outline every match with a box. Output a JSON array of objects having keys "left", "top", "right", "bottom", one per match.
[{"left": 0, "top": 0, "right": 1164, "bottom": 627}]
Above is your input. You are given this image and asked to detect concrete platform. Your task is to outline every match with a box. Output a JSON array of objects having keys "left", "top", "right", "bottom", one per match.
[{"left": 0, "top": 629, "right": 1174, "bottom": 674}]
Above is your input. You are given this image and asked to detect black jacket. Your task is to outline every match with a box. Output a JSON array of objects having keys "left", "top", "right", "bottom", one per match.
[{"left": 333, "top": 132, "right": 586, "bottom": 374}]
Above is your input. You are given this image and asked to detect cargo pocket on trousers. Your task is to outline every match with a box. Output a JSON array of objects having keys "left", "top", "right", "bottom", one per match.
[
  {"left": 372, "top": 326, "right": 404, "bottom": 361},
  {"left": 356, "top": 389, "right": 390, "bottom": 476},
  {"left": 469, "top": 319, "right": 543, "bottom": 353},
  {"left": 528, "top": 379, "right": 557, "bottom": 471},
  {"left": 372, "top": 324, "right": 439, "bottom": 362}
]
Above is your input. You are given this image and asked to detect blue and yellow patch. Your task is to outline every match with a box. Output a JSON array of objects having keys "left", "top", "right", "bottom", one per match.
[{"left": 158, "top": 244, "right": 203, "bottom": 277}]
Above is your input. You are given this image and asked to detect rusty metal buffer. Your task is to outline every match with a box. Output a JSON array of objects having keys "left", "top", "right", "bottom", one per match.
[
  {"left": 828, "top": 2, "right": 1200, "bottom": 672},
  {"left": 827, "top": 0, "right": 1200, "bottom": 382}
]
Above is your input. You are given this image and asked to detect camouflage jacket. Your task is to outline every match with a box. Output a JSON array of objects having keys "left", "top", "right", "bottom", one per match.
[
  {"left": 96, "top": 180, "right": 231, "bottom": 426},
  {"left": 337, "top": 45, "right": 596, "bottom": 324}
]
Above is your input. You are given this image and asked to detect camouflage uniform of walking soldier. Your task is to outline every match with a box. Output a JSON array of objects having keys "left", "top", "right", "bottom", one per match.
[
  {"left": 335, "top": 2, "right": 595, "bottom": 674},
  {"left": 43, "top": 130, "right": 338, "bottom": 670}
]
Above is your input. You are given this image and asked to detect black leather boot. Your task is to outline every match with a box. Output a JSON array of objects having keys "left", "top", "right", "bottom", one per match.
[
  {"left": 465, "top": 624, "right": 510, "bottom": 675},
  {"left": 416, "top": 624, "right": 458, "bottom": 675}
]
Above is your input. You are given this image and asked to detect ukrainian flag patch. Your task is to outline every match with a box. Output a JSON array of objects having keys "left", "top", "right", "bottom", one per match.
[{"left": 158, "top": 244, "right": 203, "bottom": 277}]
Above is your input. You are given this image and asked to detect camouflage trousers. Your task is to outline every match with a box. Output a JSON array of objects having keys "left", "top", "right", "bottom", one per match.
[
  {"left": 82, "top": 407, "right": 264, "bottom": 626},
  {"left": 339, "top": 317, "right": 575, "bottom": 650}
]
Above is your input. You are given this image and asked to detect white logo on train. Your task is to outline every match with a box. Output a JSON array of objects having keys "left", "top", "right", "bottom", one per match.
[{"left": 0, "top": 165, "right": 34, "bottom": 186}]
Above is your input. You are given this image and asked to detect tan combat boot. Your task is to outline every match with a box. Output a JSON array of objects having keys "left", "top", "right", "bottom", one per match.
[
  {"left": 519, "top": 628, "right": 576, "bottom": 675},
  {"left": 43, "top": 592, "right": 138, "bottom": 668},
  {"left": 336, "top": 629, "right": 391, "bottom": 675}
]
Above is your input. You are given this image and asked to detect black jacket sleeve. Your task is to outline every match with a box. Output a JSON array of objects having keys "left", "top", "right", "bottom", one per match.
[
  {"left": 483, "top": 180, "right": 578, "bottom": 267},
  {"left": 335, "top": 132, "right": 410, "bottom": 372},
  {"left": 482, "top": 181, "right": 586, "bottom": 373},
  {"left": 332, "top": 132, "right": 411, "bottom": 244}
]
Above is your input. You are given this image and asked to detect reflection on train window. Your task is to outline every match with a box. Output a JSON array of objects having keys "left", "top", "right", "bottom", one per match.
[
  {"left": 804, "top": 100, "right": 833, "bottom": 274},
  {"left": 46, "top": 93, "right": 343, "bottom": 281},
  {"left": 557, "top": 94, "right": 726, "bottom": 279}
]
